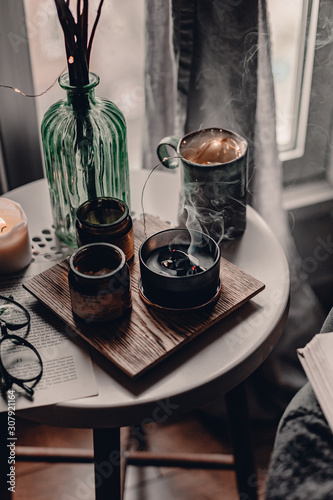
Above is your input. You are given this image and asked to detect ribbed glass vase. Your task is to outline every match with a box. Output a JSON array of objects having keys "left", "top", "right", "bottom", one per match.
[{"left": 41, "top": 73, "right": 130, "bottom": 246}]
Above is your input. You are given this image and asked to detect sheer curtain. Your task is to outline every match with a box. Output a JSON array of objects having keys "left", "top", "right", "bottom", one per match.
[
  {"left": 143, "top": 0, "right": 325, "bottom": 419},
  {"left": 0, "top": 1, "right": 44, "bottom": 193}
]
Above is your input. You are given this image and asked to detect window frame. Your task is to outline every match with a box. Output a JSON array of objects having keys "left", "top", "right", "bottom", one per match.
[
  {"left": 277, "top": 0, "right": 319, "bottom": 162},
  {"left": 282, "top": 0, "right": 333, "bottom": 195}
]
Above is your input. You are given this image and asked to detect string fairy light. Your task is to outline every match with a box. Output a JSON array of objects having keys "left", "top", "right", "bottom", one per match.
[
  {"left": 0, "top": 67, "right": 66, "bottom": 98},
  {"left": 140, "top": 156, "right": 181, "bottom": 238}
]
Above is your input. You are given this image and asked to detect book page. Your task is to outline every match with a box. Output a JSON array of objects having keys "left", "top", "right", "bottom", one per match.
[
  {"left": 297, "top": 332, "right": 333, "bottom": 433},
  {"left": 0, "top": 271, "right": 98, "bottom": 412}
]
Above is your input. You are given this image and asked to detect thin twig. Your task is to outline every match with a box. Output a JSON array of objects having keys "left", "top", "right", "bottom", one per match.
[
  {"left": 54, "top": 0, "right": 77, "bottom": 82},
  {"left": 54, "top": 0, "right": 89, "bottom": 85},
  {"left": 87, "top": 0, "right": 104, "bottom": 67},
  {"left": 77, "top": 0, "right": 81, "bottom": 23},
  {"left": 82, "top": 0, "right": 88, "bottom": 50}
]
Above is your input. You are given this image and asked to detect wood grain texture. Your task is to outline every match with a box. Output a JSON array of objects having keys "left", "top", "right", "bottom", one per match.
[{"left": 23, "top": 215, "right": 265, "bottom": 378}]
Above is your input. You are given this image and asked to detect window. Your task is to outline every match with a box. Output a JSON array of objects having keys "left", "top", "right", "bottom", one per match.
[
  {"left": 268, "top": 0, "right": 319, "bottom": 161},
  {"left": 0, "top": 0, "right": 329, "bottom": 195},
  {"left": 267, "top": 0, "right": 333, "bottom": 195},
  {"left": 24, "top": 0, "right": 145, "bottom": 171}
]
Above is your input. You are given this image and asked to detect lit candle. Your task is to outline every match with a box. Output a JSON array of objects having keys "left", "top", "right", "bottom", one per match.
[{"left": 0, "top": 198, "right": 32, "bottom": 275}]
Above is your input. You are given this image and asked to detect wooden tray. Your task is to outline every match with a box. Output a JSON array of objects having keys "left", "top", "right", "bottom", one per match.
[{"left": 23, "top": 215, "right": 265, "bottom": 378}]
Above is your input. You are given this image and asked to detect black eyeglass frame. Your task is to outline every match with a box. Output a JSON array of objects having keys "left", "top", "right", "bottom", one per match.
[{"left": 0, "top": 295, "right": 43, "bottom": 397}]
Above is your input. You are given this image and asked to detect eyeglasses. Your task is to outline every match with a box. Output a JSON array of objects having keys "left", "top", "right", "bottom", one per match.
[{"left": 0, "top": 295, "right": 43, "bottom": 397}]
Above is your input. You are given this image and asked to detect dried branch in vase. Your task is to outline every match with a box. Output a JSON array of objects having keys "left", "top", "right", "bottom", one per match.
[{"left": 54, "top": 0, "right": 104, "bottom": 86}]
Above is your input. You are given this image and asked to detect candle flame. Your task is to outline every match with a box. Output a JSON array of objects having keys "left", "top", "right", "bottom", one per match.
[
  {"left": 0, "top": 217, "right": 7, "bottom": 233},
  {"left": 68, "top": 56, "right": 74, "bottom": 64}
]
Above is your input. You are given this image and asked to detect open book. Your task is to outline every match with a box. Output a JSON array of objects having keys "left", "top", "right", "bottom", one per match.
[
  {"left": 297, "top": 332, "right": 333, "bottom": 433},
  {"left": 0, "top": 271, "right": 98, "bottom": 412}
]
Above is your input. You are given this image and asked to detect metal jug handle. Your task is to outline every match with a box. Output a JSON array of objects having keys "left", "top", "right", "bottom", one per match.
[{"left": 156, "top": 136, "right": 180, "bottom": 169}]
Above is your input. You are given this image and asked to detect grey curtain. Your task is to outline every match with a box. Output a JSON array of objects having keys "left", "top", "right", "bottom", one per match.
[
  {"left": 0, "top": 0, "right": 44, "bottom": 192},
  {"left": 144, "top": 0, "right": 325, "bottom": 419}
]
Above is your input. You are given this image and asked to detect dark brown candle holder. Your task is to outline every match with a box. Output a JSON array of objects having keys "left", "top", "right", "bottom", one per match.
[
  {"left": 139, "top": 228, "right": 221, "bottom": 310},
  {"left": 68, "top": 242, "right": 131, "bottom": 322},
  {"left": 76, "top": 197, "right": 134, "bottom": 261}
]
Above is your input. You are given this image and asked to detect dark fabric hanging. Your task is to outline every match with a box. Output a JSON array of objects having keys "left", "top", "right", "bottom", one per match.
[{"left": 143, "top": 0, "right": 325, "bottom": 420}]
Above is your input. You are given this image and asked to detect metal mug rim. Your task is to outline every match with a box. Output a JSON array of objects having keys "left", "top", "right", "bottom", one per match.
[{"left": 178, "top": 127, "right": 248, "bottom": 167}]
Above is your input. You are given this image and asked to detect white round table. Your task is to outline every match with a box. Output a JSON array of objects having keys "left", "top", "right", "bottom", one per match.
[{"left": 4, "top": 170, "right": 290, "bottom": 500}]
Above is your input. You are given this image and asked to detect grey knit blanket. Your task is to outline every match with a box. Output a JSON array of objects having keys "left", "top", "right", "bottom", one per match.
[{"left": 266, "top": 309, "right": 333, "bottom": 499}]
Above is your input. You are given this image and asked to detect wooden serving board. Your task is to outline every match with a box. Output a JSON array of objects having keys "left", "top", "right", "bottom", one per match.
[{"left": 23, "top": 215, "right": 265, "bottom": 378}]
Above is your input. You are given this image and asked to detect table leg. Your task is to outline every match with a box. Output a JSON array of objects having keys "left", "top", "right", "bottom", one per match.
[
  {"left": 0, "top": 412, "right": 12, "bottom": 500},
  {"left": 225, "top": 381, "right": 258, "bottom": 500},
  {"left": 93, "top": 427, "right": 121, "bottom": 500}
]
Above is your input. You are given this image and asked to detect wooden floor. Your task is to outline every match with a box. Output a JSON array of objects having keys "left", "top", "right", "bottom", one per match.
[{"left": 13, "top": 410, "right": 277, "bottom": 500}]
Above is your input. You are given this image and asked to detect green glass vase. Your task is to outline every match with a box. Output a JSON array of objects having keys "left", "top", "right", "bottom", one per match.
[{"left": 41, "top": 73, "right": 130, "bottom": 246}]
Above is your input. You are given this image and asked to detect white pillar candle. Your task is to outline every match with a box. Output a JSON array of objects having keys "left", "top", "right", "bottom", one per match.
[{"left": 0, "top": 198, "right": 32, "bottom": 275}]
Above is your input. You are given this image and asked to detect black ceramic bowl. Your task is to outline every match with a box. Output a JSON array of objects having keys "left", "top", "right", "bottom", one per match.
[{"left": 139, "top": 228, "right": 221, "bottom": 309}]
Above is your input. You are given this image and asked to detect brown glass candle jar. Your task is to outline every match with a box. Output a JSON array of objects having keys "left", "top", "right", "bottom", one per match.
[
  {"left": 76, "top": 197, "right": 134, "bottom": 261},
  {"left": 68, "top": 243, "right": 131, "bottom": 322}
]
